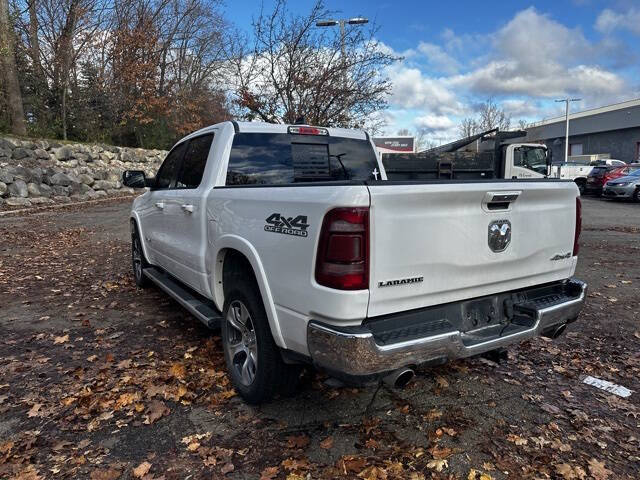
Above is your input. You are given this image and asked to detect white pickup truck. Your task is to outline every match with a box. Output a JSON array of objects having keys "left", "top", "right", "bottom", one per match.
[{"left": 123, "top": 121, "right": 587, "bottom": 404}]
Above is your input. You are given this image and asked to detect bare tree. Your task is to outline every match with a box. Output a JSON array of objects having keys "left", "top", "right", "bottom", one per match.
[
  {"left": 0, "top": 0, "right": 26, "bottom": 135},
  {"left": 458, "top": 117, "right": 479, "bottom": 138},
  {"left": 477, "top": 98, "right": 511, "bottom": 131},
  {"left": 517, "top": 119, "right": 528, "bottom": 130},
  {"left": 230, "top": 0, "right": 399, "bottom": 127}
]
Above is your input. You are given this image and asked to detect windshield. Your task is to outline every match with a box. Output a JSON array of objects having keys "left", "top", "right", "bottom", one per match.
[
  {"left": 513, "top": 146, "right": 547, "bottom": 173},
  {"left": 628, "top": 167, "right": 640, "bottom": 176}
]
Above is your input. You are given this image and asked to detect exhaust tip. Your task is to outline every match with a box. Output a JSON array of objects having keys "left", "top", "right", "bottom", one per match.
[
  {"left": 552, "top": 323, "right": 567, "bottom": 339},
  {"left": 383, "top": 368, "right": 415, "bottom": 389}
]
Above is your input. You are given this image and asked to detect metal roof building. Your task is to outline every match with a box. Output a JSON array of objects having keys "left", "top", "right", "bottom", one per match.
[{"left": 520, "top": 98, "right": 640, "bottom": 163}]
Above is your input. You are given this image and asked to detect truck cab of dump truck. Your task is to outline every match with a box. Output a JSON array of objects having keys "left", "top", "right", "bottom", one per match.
[{"left": 501, "top": 143, "right": 549, "bottom": 179}]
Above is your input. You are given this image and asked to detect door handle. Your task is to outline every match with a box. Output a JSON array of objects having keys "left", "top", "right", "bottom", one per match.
[
  {"left": 181, "top": 204, "right": 194, "bottom": 213},
  {"left": 155, "top": 202, "right": 164, "bottom": 209}
]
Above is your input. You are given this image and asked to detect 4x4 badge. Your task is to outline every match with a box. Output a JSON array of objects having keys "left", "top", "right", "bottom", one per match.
[{"left": 265, "top": 213, "right": 309, "bottom": 237}]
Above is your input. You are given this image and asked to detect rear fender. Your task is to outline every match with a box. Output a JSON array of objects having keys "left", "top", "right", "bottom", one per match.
[{"left": 212, "top": 234, "right": 285, "bottom": 348}]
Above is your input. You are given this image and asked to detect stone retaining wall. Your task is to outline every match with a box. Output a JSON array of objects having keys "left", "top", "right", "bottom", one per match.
[{"left": 0, "top": 136, "right": 167, "bottom": 209}]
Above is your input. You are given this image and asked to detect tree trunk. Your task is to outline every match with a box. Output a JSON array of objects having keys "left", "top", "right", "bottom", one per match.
[
  {"left": 28, "top": 0, "right": 44, "bottom": 85},
  {"left": 0, "top": 0, "right": 27, "bottom": 136}
]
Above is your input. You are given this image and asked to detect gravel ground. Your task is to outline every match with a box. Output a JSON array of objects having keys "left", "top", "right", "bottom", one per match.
[{"left": 0, "top": 195, "right": 638, "bottom": 480}]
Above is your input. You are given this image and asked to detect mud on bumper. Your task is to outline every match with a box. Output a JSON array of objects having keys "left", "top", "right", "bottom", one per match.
[{"left": 307, "top": 279, "right": 587, "bottom": 377}]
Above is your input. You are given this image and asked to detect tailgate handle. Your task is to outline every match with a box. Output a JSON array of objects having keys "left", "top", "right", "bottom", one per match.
[{"left": 483, "top": 191, "right": 521, "bottom": 211}]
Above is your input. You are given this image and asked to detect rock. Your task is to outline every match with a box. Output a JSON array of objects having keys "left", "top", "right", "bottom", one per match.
[
  {"left": 93, "top": 180, "right": 116, "bottom": 190},
  {"left": 50, "top": 172, "right": 73, "bottom": 186},
  {"left": 52, "top": 185, "right": 70, "bottom": 196},
  {"left": 8, "top": 179, "right": 28, "bottom": 198},
  {"left": 77, "top": 173, "right": 94, "bottom": 186},
  {"left": 92, "top": 190, "right": 108, "bottom": 199},
  {"left": 29, "top": 197, "right": 54, "bottom": 205},
  {"left": 0, "top": 148, "right": 11, "bottom": 158},
  {"left": 120, "top": 186, "right": 135, "bottom": 194},
  {"left": 92, "top": 170, "right": 107, "bottom": 180},
  {"left": 39, "top": 183, "right": 53, "bottom": 197},
  {"left": 70, "top": 194, "right": 90, "bottom": 202},
  {"left": 5, "top": 197, "right": 31, "bottom": 207},
  {"left": 30, "top": 167, "right": 43, "bottom": 184},
  {"left": 101, "top": 151, "right": 116, "bottom": 161},
  {"left": 12, "top": 148, "right": 32, "bottom": 160},
  {"left": 34, "top": 140, "right": 49, "bottom": 150},
  {"left": 27, "top": 183, "right": 41, "bottom": 196},
  {"left": 0, "top": 171, "right": 12, "bottom": 183},
  {"left": 120, "top": 151, "right": 133, "bottom": 162},
  {"left": 34, "top": 148, "right": 49, "bottom": 159},
  {"left": 0, "top": 181, "right": 6, "bottom": 197},
  {"left": 0, "top": 138, "right": 18, "bottom": 150},
  {"left": 8, "top": 166, "right": 31, "bottom": 182},
  {"left": 53, "top": 146, "right": 73, "bottom": 161},
  {"left": 53, "top": 195, "right": 72, "bottom": 203},
  {"left": 74, "top": 152, "right": 89, "bottom": 162}
]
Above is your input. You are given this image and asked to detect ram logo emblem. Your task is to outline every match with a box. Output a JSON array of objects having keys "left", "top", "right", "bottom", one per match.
[{"left": 488, "top": 220, "right": 511, "bottom": 252}]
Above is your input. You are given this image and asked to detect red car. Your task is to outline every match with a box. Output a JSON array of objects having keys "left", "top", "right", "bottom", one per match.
[{"left": 585, "top": 164, "right": 640, "bottom": 195}]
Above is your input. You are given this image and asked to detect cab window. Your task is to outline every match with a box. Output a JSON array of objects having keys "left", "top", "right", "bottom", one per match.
[
  {"left": 155, "top": 142, "right": 187, "bottom": 189},
  {"left": 176, "top": 134, "right": 214, "bottom": 189}
]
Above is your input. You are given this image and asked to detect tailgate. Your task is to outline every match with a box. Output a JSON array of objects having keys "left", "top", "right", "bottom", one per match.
[{"left": 367, "top": 181, "right": 578, "bottom": 317}]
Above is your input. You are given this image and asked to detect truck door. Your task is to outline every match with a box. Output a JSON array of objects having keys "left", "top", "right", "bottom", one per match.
[
  {"left": 161, "top": 132, "right": 215, "bottom": 293},
  {"left": 505, "top": 145, "right": 546, "bottom": 179}
]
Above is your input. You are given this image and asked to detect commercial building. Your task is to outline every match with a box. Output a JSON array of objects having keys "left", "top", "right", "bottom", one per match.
[
  {"left": 522, "top": 98, "right": 640, "bottom": 163},
  {"left": 372, "top": 136, "right": 415, "bottom": 155}
]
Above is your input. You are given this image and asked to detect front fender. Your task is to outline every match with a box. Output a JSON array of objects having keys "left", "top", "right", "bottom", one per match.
[{"left": 212, "top": 234, "right": 286, "bottom": 348}]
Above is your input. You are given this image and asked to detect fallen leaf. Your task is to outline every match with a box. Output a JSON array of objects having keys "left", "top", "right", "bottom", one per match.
[
  {"left": 27, "top": 403, "right": 42, "bottom": 418},
  {"left": 506, "top": 433, "right": 528, "bottom": 446},
  {"left": 286, "top": 434, "right": 310, "bottom": 449},
  {"left": 260, "top": 466, "right": 279, "bottom": 480},
  {"left": 555, "top": 463, "right": 586, "bottom": 480},
  {"left": 169, "top": 363, "right": 186, "bottom": 379},
  {"left": 220, "top": 463, "right": 234, "bottom": 474},
  {"left": 90, "top": 468, "right": 121, "bottom": 480},
  {"left": 435, "top": 376, "right": 449, "bottom": 388},
  {"left": 319, "top": 436, "right": 334, "bottom": 449},
  {"left": 132, "top": 461, "right": 151, "bottom": 478},
  {"left": 428, "top": 445, "right": 453, "bottom": 459},
  {"left": 54, "top": 334, "right": 69, "bottom": 344},
  {"left": 427, "top": 459, "right": 448, "bottom": 472},
  {"left": 467, "top": 469, "right": 493, "bottom": 480},
  {"left": 357, "top": 465, "right": 388, "bottom": 479},
  {"left": 587, "top": 458, "right": 612, "bottom": 480},
  {"left": 144, "top": 400, "right": 170, "bottom": 424}
]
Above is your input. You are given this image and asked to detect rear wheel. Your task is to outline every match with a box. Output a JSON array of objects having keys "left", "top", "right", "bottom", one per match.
[
  {"left": 633, "top": 187, "right": 640, "bottom": 203},
  {"left": 131, "top": 222, "right": 151, "bottom": 288},
  {"left": 222, "top": 279, "right": 301, "bottom": 404}
]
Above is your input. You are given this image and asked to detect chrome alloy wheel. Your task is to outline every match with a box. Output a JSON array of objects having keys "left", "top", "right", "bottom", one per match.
[
  {"left": 225, "top": 300, "right": 258, "bottom": 386},
  {"left": 132, "top": 234, "right": 143, "bottom": 281}
]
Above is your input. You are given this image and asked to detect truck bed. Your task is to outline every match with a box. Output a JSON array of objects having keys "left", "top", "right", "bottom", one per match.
[{"left": 382, "top": 151, "right": 497, "bottom": 180}]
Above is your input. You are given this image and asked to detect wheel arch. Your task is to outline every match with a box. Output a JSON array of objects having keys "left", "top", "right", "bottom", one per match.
[
  {"left": 130, "top": 214, "right": 152, "bottom": 265},
  {"left": 212, "top": 236, "right": 285, "bottom": 348}
]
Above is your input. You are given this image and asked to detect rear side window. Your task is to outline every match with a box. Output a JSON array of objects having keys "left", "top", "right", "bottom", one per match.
[
  {"left": 155, "top": 142, "right": 187, "bottom": 189},
  {"left": 225, "top": 133, "right": 378, "bottom": 185},
  {"left": 176, "top": 134, "right": 214, "bottom": 189}
]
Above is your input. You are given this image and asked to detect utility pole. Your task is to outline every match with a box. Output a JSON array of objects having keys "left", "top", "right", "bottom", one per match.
[
  {"left": 555, "top": 98, "right": 581, "bottom": 163},
  {"left": 316, "top": 17, "right": 368, "bottom": 88}
]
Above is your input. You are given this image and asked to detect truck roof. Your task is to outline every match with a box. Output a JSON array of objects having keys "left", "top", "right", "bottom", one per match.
[{"left": 177, "top": 121, "right": 369, "bottom": 145}]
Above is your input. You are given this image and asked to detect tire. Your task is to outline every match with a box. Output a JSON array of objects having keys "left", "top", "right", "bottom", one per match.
[
  {"left": 222, "top": 279, "right": 301, "bottom": 404},
  {"left": 131, "top": 222, "right": 151, "bottom": 288},
  {"left": 633, "top": 188, "right": 640, "bottom": 203}
]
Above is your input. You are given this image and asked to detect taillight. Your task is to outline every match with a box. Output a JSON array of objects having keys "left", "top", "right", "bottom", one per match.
[
  {"left": 315, "top": 207, "right": 369, "bottom": 290},
  {"left": 573, "top": 197, "right": 581, "bottom": 256}
]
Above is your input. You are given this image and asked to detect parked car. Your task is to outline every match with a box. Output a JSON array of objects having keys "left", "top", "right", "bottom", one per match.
[
  {"left": 585, "top": 165, "right": 616, "bottom": 196},
  {"left": 123, "top": 121, "right": 586, "bottom": 404},
  {"left": 603, "top": 167, "right": 640, "bottom": 201},
  {"left": 586, "top": 164, "right": 640, "bottom": 196}
]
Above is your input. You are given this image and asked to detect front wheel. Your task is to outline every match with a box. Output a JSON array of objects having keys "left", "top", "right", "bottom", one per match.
[
  {"left": 222, "top": 282, "right": 301, "bottom": 404},
  {"left": 633, "top": 188, "right": 640, "bottom": 203},
  {"left": 131, "top": 223, "right": 151, "bottom": 288}
]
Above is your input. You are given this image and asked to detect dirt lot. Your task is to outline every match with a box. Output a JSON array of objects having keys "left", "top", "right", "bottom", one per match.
[{"left": 0, "top": 196, "right": 638, "bottom": 480}]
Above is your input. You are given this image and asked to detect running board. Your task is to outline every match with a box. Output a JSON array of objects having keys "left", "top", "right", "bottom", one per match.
[{"left": 143, "top": 267, "right": 222, "bottom": 329}]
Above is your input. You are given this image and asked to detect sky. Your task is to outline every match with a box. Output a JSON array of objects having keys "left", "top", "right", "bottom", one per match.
[{"left": 224, "top": 0, "right": 640, "bottom": 140}]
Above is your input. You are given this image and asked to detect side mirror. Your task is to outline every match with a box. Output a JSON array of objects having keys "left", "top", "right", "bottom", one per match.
[
  {"left": 122, "top": 170, "right": 152, "bottom": 188},
  {"left": 546, "top": 148, "right": 552, "bottom": 177}
]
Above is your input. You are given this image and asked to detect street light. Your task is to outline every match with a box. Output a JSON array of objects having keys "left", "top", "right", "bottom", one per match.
[
  {"left": 316, "top": 17, "right": 369, "bottom": 56},
  {"left": 555, "top": 98, "right": 581, "bottom": 163}
]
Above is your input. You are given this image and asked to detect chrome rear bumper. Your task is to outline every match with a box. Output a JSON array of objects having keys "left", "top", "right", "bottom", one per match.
[{"left": 307, "top": 279, "right": 587, "bottom": 377}]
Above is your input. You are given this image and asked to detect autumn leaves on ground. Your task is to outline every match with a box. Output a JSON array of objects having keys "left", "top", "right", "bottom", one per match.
[{"left": 0, "top": 197, "right": 638, "bottom": 480}]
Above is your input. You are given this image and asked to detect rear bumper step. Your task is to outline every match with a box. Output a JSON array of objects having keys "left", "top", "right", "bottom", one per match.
[{"left": 307, "top": 278, "right": 587, "bottom": 377}]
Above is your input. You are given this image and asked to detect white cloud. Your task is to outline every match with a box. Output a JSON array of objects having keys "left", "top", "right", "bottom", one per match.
[
  {"left": 414, "top": 114, "right": 454, "bottom": 132},
  {"left": 386, "top": 65, "right": 463, "bottom": 115},
  {"left": 416, "top": 42, "right": 460, "bottom": 74},
  {"left": 596, "top": 8, "right": 640, "bottom": 36},
  {"left": 448, "top": 8, "right": 630, "bottom": 103}
]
